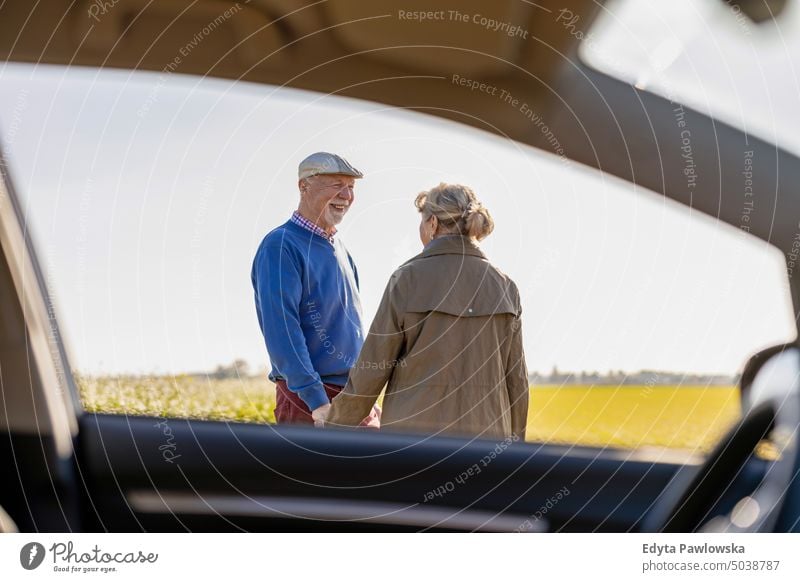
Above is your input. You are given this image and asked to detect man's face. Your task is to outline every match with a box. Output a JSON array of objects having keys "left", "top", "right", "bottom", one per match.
[{"left": 298, "top": 174, "right": 356, "bottom": 232}]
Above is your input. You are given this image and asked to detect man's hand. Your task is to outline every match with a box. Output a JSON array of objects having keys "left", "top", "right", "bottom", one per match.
[{"left": 311, "top": 403, "right": 331, "bottom": 427}]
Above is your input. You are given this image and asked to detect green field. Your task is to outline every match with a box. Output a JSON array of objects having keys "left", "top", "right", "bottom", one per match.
[
  {"left": 77, "top": 376, "right": 740, "bottom": 452},
  {"left": 78, "top": 375, "right": 278, "bottom": 424},
  {"left": 528, "top": 385, "right": 740, "bottom": 452}
]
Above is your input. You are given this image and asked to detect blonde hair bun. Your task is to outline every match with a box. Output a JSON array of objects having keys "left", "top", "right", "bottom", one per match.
[{"left": 415, "top": 183, "right": 494, "bottom": 241}]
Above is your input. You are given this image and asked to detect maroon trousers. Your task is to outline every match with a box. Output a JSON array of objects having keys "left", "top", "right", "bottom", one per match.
[
  {"left": 274, "top": 379, "right": 379, "bottom": 427},
  {"left": 274, "top": 379, "right": 344, "bottom": 424}
]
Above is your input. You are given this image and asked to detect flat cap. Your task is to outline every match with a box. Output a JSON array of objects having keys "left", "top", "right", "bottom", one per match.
[{"left": 298, "top": 152, "right": 364, "bottom": 180}]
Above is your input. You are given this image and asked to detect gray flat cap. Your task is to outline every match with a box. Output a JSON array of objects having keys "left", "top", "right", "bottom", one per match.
[{"left": 298, "top": 152, "right": 364, "bottom": 180}]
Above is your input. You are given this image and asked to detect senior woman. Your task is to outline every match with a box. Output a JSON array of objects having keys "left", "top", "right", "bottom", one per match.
[{"left": 323, "top": 183, "right": 529, "bottom": 439}]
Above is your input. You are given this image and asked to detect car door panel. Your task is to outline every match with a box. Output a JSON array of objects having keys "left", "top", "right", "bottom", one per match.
[{"left": 77, "top": 413, "right": 691, "bottom": 532}]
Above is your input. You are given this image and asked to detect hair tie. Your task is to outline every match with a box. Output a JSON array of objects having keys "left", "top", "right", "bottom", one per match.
[{"left": 462, "top": 202, "right": 480, "bottom": 219}]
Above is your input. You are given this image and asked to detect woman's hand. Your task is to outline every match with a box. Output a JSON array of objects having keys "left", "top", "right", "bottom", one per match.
[{"left": 359, "top": 404, "right": 382, "bottom": 429}]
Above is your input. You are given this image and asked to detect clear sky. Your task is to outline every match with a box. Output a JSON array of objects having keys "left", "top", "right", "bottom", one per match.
[{"left": 0, "top": 57, "right": 794, "bottom": 376}]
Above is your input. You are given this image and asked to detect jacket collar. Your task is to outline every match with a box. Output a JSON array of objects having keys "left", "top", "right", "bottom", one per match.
[{"left": 419, "top": 235, "right": 486, "bottom": 260}]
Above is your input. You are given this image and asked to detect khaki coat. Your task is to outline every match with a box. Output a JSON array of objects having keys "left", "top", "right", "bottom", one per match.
[{"left": 327, "top": 235, "right": 528, "bottom": 439}]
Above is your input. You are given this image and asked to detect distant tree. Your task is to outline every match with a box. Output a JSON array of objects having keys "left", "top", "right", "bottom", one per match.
[{"left": 210, "top": 359, "right": 250, "bottom": 379}]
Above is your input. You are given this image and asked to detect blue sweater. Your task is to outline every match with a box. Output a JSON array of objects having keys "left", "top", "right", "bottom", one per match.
[{"left": 251, "top": 220, "right": 364, "bottom": 410}]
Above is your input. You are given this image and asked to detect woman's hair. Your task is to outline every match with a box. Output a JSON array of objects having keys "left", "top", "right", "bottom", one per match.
[{"left": 414, "top": 183, "right": 494, "bottom": 241}]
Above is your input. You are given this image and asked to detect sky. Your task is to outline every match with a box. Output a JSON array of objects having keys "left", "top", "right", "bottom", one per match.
[{"left": 0, "top": 38, "right": 795, "bottom": 376}]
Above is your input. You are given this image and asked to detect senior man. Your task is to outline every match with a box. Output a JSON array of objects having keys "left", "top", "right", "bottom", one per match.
[{"left": 252, "top": 152, "right": 378, "bottom": 427}]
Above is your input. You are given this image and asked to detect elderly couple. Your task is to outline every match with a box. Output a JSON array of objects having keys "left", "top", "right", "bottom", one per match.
[{"left": 252, "top": 152, "right": 529, "bottom": 440}]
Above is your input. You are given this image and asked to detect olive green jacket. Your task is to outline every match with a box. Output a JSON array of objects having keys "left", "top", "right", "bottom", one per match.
[{"left": 327, "top": 235, "right": 529, "bottom": 439}]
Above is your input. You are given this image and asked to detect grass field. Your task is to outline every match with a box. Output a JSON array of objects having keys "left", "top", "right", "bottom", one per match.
[
  {"left": 528, "top": 385, "right": 740, "bottom": 451},
  {"left": 78, "top": 375, "right": 278, "bottom": 424},
  {"left": 77, "top": 376, "right": 740, "bottom": 452}
]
